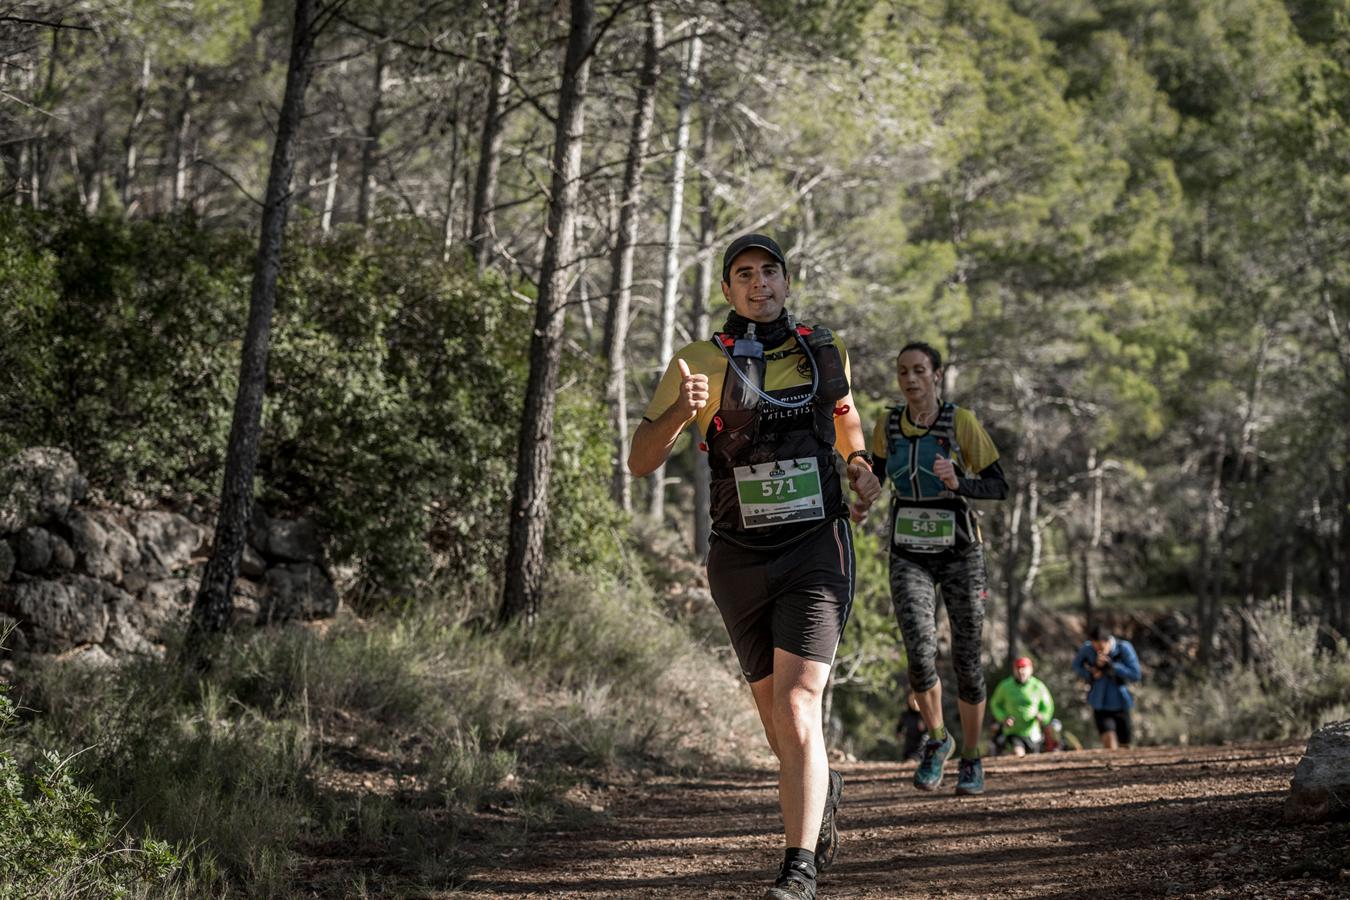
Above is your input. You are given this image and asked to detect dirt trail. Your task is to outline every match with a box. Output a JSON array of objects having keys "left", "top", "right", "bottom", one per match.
[{"left": 455, "top": 742, "right": 1350, "bottom": 899}]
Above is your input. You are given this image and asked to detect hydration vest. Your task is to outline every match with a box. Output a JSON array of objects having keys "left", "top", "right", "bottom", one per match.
[
  {"left": 884, "top": 402, "right": 966, "bottom": 502},
  {"left": 705, "top": 326, "right": 846, "bottom": 538}
]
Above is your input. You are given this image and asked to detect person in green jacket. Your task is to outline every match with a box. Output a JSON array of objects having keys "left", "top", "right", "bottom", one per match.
[{"left": 988, "top": 657, "right": 1054, "bottom": 756}]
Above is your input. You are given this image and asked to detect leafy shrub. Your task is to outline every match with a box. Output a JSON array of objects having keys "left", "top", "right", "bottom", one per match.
[
  {"left": 0, "top": 208, "right": 624, "bottom": 594},
  {"left": 1142, "top": 601, "right": 1350, "bottom": 745},
  {"left": 0, "top": 677, "right": 178, "bottom": 898}
]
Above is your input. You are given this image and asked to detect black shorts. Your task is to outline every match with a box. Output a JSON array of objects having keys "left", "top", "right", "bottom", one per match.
[
  {"left": 706, "top": 518, "right": 855, "bottom": 682},
  {"left": 1093, "top": 709, "right": 1132, "bottom": 745}
]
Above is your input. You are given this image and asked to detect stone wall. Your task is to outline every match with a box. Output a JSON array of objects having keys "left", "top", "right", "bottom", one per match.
[{"left": 0, "top": 448, "right": 339, "bottom": 669}]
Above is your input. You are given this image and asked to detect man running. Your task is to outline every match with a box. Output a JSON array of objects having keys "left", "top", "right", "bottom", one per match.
[
  {"left": 1073, "top": 624, "right": 1142, "bottom": 749},
  {"left": 989, "top": 657, "right": 1054, "bottom": 756},
  {"left": 629, "top": 234, "right": 880, "bottom": 900}
]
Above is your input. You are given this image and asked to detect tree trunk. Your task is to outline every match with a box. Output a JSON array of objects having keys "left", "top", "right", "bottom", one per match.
[
  {"left": 648, "top": 30, "right": 702, "bottom": 522},
  {"left": 602, "top": 6, "right": 661, "bottom": 512},
  {"left": 498, "top": 0, "right": 594, "bottom": 626},
  {"left": 442, "top": 69, "right": 466, "bottom": 261},
  {"left": 1020, "top": 477, "right": 1042, "bottom": 618},
  {"left": 691, "top": 109, "right": 716, "bottom": 559},
  {"left": 321, "top": 137, "right": 339, "bottom": 233},
  {"left": 356, "top": 44, "right": 387, "bottom": 228},
  {"left": 1081, "top": 448, "right": 1103, "bottom": 624},
  {"left": 1003, "top": 482, "right": 1025, "bottom": 670},
  {"left": 120, "top": 51, "right": 151, "bottom": 210},
  {"left": 470, "top": 0, "right": 518, "bottom": 269},
  {"left": 172, "top": 67, "right": 195, "bottom": 210},
  {"left": 188, "top": 0, "right": 317, "bottom": 649},
  {"left": 1196, "top": 441, "right": 1225, "bottom": 667}
]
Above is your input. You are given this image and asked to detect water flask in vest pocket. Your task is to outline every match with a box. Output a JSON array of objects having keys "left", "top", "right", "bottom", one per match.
[
  {"left": 725, "top": 335, "right": 765, "bottom": 411},
  {"left": 802, "top": 326, "right": 849, "bottom": 403}
]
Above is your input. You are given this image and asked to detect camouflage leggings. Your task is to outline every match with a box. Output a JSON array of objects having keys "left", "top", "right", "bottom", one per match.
[{"left": 890, "top": 542, "right": 989, "bottom": 704}]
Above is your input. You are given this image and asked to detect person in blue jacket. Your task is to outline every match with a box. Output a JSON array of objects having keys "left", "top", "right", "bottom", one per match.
[{"left": 1072, "top": 624, "right": 1141, "bottom": 749}]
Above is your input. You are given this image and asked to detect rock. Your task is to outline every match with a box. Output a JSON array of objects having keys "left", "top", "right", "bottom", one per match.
[
  {"left": 0, "top": 575, "right": 112, "bottom": 651},
  {"left": 0, "top": 613, "right": 27, "bottom": 654},
  {"left": 57, "top": 644, "right": 116, "bottom": 669},
  {"left": 0, "top": 540, "right": 13, "bottom": 582},
  {"left": 133, "top": 511, "right": 202, "bottom": 576},
  {"left": 261, "top": 563, "right": 339, "bottom": 622},
  {"left": 105, "top": 596, "right": 159, "bottom": 655},
  {"left": 48, "top": 534, "right": 75, "bottom": 572},
  {"left": 1285, "top": 720, "right": 1350, "bottom": 823},
  {"left": 16, "top": 527, "right": 52, "bottom": 573},
  {"left": 264, "top": 517, "right": 323, "bottom": 564},
  {"left": 133, "top": 579, "right": 195, "bottom": 642},
  {"left": 231, "top": 595, "right": 261, "bottom": 629},
  {"left": 68, "top": 511, "right": 141, "bottom": 586},
  {"left": 0, "top": 448, "right": 85, "bottom": 533},
  {"left": 240, "top": 543, "right": 267, "bottom": 578}
]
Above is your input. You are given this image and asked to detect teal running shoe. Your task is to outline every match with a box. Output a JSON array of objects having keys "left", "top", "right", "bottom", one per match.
[
  {"left": 955, "top": 757, "right": 985, "bottom": 795},
  {"left": 913, "top": 734, "right": 955, "bottom": 791}
]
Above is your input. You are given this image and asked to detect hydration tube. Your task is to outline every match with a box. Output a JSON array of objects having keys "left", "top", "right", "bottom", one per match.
[{"left": 716, "top": 314, "right": 820, "bottom": 410}]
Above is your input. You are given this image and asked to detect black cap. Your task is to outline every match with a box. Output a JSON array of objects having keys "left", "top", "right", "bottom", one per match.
[{"left": 721, "top": 233, "right": 788, "bottom": 283}]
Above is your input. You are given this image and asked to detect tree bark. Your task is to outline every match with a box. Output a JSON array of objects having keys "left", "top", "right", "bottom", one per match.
[
  {"left": 648, "top": 30, "right": 702, "bottom": 522},
  {"left": 172, "top": 67, "right": 196, "bottom": 210},
  {"left": 442, "top": 67, "right": 465, "bottom": 261},
  {"left": 188, "top": 0, "right": 318, "bottom": 649},
  {"left": 602, "top": 6, "right": 661, "bottom": 512},
  {"left": 498, "top": 0, "right": 594, "bottom": 626},
  {"left": 691, "top": 109, "right": 716, "bottom": 559},
  {"left": 120, "top": 50, "right": 151, "bottom": 210},
  {"left": 1003, "top": 482, "right": 1025, "bottom": 670},
  {"left": 356, "top": 43, "right": 386, "bottom": 228},
  {"left": 470, "top": 0, "right": 518, "bottom": 269},
  {"left": 1080, "top": 447, "right": 1103, "bottom": 625},
  {"left": 321, "top": 137, "right": 339, "bottom": 233}
]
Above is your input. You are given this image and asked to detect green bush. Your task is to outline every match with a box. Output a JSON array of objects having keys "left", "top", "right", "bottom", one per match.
[
  {"left": 0, "top": 678, "right": 179, "bottom": 898},
  {"left": 0, "top": 208, "right": 624, "bottom": 594},
  {"left": 1141, "top": 602, "right": 1350, "bottom": 745}
]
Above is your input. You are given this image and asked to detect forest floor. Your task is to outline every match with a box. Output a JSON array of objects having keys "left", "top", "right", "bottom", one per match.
[{"left": 444, "top": 742, "right": 1350, "bottom": 899}]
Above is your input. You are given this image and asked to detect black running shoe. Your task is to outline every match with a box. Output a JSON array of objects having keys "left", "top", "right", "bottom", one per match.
[
  {"left": 814, "top": 768, "right": 843, "bottom": 871},
  {"left": 763, "top": 858, "right": 817, "bottom": 900}
]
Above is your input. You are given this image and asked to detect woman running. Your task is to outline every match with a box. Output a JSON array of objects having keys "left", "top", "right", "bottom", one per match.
[{"left": 869, "top": 342, "right": 1008, "bottom": 795}]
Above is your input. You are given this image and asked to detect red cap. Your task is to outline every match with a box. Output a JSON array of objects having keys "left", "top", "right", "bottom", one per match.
[{"left": 1013, "top": 657, "right": 1032, "bottom": 668}]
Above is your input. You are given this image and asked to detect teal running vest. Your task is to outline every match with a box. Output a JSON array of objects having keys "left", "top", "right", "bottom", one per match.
[{"left": 884, "top": 402, "right": 966, "bottom": 501}]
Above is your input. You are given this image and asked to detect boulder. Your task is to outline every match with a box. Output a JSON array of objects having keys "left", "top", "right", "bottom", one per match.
[
  {"left": 0, "top": 613, "right": 27, "bottom": 654},
  {"left": 0, "top": 575, "right": 112, "bottom": 651},
  {"left": 240, "top": 543, "right": 267, "bottom": 578},
  {"left": 0, "top": 448, "right": 85, "bottom": 534},
  {"left": 261, "top": 563, "right": 339, "bottom": 622},
  {"left": 0, "top": 540, "right": 13, "bottom": 582},
  {"left": 120, "top": 578, "right": 188, "bottom": 643},
  {"left": 68, "top": 510, "right": 141, "bottom": 585},
  {"left": 264, "top": 517, "right": 323, "bottom": 564},
  {"left": 48, "top": 534, "right": 75, "bottom": 572},
  {"left": 1285, "top": 720, "right": 1350, "bottom": 823},
  {"left": 16, "top": 527, "right": 52, "bottom": 573},
  {"left": 133, "top": 511, "right": 202, "bottom": 576}
]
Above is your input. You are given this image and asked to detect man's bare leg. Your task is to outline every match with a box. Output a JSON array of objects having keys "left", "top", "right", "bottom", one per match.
[
  {"left": 1102, "top": 731, "right": 1119, "bottom": 750},
  {"left": 772, "top": 648, "right": 831, "bottom": 850},
  {"left": 749, "top": 675, "right": 781, "bottom": 759}
]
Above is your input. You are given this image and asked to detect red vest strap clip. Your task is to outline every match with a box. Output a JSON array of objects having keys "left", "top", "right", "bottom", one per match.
[{"left": 833, "top": 404, "right": 850, "bottom": 417}]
